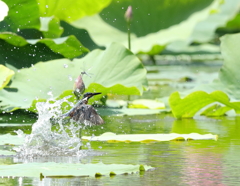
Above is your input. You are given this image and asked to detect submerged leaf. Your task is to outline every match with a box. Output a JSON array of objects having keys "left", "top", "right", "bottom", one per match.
[
  {"left": 0, "top": 162, "right": 152, "bottom": 177},
  {"left": 82, "top": 132, "right": 218, "bottom": 142}
]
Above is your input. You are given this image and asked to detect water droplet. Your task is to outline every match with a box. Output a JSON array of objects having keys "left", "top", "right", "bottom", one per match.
[
  {"left": 45, "top": 5, "right": 48, "bottom": 8},
  {"left": 63, "top": 64, "right": 68, "bottom": 68},
  {"left": 68, "top": 75, "right": 73, "bottom": 81},
  {"left": 47, "top": 91, "right": 53, "bottom": 97}
]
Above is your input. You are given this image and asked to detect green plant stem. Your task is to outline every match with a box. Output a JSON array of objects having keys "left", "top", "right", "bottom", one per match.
[{"left": 127, "top": 21, "right": 131, "bottom": 50}]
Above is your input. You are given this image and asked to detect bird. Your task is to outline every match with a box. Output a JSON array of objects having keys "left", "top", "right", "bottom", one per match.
[{"left": 61, "top": 92, "right": 104, "bottom": 126}]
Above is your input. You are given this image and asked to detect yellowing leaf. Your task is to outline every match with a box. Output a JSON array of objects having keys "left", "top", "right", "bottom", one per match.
[{"left": 0, "top": 65, "right": 14, "bottom": 90}]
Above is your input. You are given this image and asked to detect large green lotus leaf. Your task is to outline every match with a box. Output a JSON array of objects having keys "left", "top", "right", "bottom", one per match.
[
  {"left": 0, "top": 43, "right": 147, "bottom": 111},
  {"left": 219, "top": 33, "right": 240, "bottom": 99},
  {"left": 71, "top": 0, "right": 219, "bottom": 54},
  {"left": 169, "top": 90, "right": 240, "bottom": 119},
  {"left": 37, "top": 0, "right": 111, "bottom": 22},
  {"left": 61, "top": 21, "right": 103, "bottom": 51},
  {"left": 190, "top": 0, "right": 240, "bottom": 43},
  {"left": 0, "top": 162, "right": 151, "bottom": 177},
  {"left": 0, "top": 65, "right": 14, "bottom": 90},
  {"left": 166, "top": 0, "right": 240, "bottom": 53},
  {"left": 100, "top": 0, "right": 213, "bottom": 37},
  {"left": 0, "top": 32, "right": 89, "bottom": 59},
  {"left": 40, "top": 16, "right": 64, "bottom": 38},
  {"left": 82, "top": 132, "right": 218, "bottom": 142},
  {"left": 1, "top": 0, "right": 40, "bottom": 32},
  {"left": 200, "top": 104, "right": 232, "bottom": 117}
]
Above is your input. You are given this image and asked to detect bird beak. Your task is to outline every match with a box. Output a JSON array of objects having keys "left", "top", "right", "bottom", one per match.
[{"left": 92, "top": 92, "right": 101, "bottom": 96}]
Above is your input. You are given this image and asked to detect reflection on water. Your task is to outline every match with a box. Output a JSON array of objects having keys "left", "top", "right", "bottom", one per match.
[
  {"left": 1, "top": 114, "right": 240, "bottom": 185},
  {"left": 1, "top": 63, "right": 240, "bottom": 185}
]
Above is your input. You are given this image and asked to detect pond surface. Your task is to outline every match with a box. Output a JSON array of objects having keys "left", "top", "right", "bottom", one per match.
[{"left": 1, "top": 64, "right": 240, "bottom": 186}]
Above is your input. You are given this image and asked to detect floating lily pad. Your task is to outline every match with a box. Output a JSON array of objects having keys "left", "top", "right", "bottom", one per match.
[
  {"left": 97, "top": 107, "right": 166, "bottom": 116},
  {"left": 128, "top": 99, "right": 165, "bottom": 109},
  {"left": 0, "top": 149, "right": 16, "bottom": 155},
  {"left": 82, "top": 132, "right": 218, "bottom": 143},
  {"left": 0, "top": 134, "right": 24, "bottom": 146},
  {"left": 0, "top": 162, "right": 152, "bottom": 177}
]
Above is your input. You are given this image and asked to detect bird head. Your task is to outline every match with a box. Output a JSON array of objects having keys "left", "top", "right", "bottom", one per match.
[{"left": 83, "top": 92, "right": 101, "bottom": 100}]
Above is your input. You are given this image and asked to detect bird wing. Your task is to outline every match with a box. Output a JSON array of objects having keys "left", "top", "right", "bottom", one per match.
[{"left": 70, "top": 105, "right": 104, "bottom": 126}]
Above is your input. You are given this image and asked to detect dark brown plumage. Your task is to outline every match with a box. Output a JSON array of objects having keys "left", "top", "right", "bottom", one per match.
[{"left": 61, "top": 92, "right": 104, "bottom": 126}]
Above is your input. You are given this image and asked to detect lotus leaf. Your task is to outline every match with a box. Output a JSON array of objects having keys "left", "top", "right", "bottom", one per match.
[
  {"left": 37, "top": 0, "right": 111, "bottom": 22},
  {"left": 1, "top": 0, "right": 40, "bottom": 32},
  {"left": 0, "top": 32, "right": 88, "bottom": 62},
  {"left": 128, "top": 99, "right": 165, "bottom": 109},
  {"left": 219, "top": 33, "right": 240, "bottom": 99},
  {"left": 71, "top": 0, "right": 220, "bottom": 54},
  {"left": 0, "top": 133, "right": 24, "bottom": 145},
  {"left": 0, "top": 162, "right": 152, "bottom": 177},
  {"left": 0, "top": 43, "right": 147, "bottom": 111},
  {"left": 169, "top": 90, "right": 240, "bottom": 119},
  {"left": 0, "top": 65, "right": 14, "bottom": 89},
  {"left": 82, "top": 132, "right": 218, "bottom": 142},
  {"left": 167, "top": 0, "right": 240, "bottom": 52}
]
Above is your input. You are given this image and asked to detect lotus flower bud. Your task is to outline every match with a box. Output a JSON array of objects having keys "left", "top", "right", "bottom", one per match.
[
  {"left": 73, "top": 72, "right": 85, "bottom": 100},
  {"left": 124, "top": 6, "right": 132, "bottom": 22}
]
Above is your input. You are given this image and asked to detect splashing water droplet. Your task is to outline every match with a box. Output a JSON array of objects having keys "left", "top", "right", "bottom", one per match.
[
  {"left": 68, "top": 75, "right": 73, "bottom": 81},
  {"left": 13, "top": 97, "right": 102, "bottom": 159}
]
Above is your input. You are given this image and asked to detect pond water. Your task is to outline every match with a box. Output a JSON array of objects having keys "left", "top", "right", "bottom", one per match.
[{"left": 1, "top": 64, "right": 240, "bottom": 186}]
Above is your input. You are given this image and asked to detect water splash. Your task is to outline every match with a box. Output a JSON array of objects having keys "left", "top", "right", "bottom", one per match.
[{"left": 14, "top": 97, "right": 92, "bottom": 158}]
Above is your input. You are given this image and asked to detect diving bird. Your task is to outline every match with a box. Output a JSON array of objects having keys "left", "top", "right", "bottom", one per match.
[{"left": 61, "top": 92, "right": 104, "bottom": 126}]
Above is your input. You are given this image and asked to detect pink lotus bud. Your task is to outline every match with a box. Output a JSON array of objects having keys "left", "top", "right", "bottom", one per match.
[
  {"left": 124, "top": 6, "right": 132, "bottom": 22},
  {"left": 73, "top": 73, "right": 85, "bottom": 100}
]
